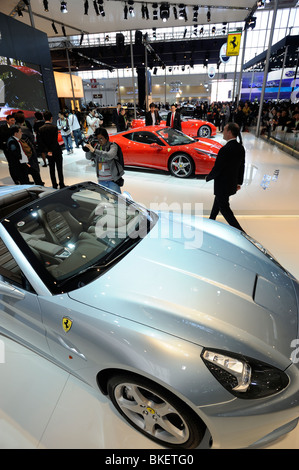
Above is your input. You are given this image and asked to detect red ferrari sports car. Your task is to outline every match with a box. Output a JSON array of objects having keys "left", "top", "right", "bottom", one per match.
[
  {"left": 109, "top": 126, "right": 222, "bottom": 178},
  {"left": 130, "top": 112, "right": 217, "bottom": 138}
]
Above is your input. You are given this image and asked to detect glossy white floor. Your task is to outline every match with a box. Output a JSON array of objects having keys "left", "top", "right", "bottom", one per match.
[{"left": 0, "top": 130, "right": 299, "bottom": 449}]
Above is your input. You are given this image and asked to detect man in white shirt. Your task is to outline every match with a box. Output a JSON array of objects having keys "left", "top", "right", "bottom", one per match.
[
  {"left": 145, "top": 103, "right": 161, "bottom": 126},
  {"left": 67, "top": 111, "right": 82, "bottom": 148}
]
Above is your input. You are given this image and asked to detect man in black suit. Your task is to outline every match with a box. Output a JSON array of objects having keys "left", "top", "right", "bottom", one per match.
[
  {"left": 145, "top": 103, "right": 161, "bottom": 126},
  {"left": 206, "top": 122, "right": 245, "bottom": 232},
  {"left": 38, "top": 111, "right": 66, "bottom": 189},
  {"left": 113, "top": 102, "right": 122, "bottom": 132},
  {"left": 6, "top": 125, "right": 44, "bottom": 185},
  {"left": 0, "top": 114, "right": 19, "bottom": 183},
  {"left": 166, "top": 104, "right": 182, "bottom": 131}
]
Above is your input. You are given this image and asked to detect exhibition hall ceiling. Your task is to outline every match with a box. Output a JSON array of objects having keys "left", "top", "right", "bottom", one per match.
[
  {"left": 1, "top": 1, "right": 297, "bottom": 72},
  {"left": 3, "top": 0, "right": 258, "bottom": 37}
]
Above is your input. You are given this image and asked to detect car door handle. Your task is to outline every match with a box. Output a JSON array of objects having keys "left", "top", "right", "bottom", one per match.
[{"left": 0, "top": 281, "right": 25, "bottom": 300}]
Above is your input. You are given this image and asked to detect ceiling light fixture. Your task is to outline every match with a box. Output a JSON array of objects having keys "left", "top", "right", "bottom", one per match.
[
  {"left": 43, "top": 0, "right": 49, "bottom": 12},
  {"left": 98, "top": 0, "right": 105, "bottom": 16},
  {"left": 160, "top": 2, "right": 169, "bottom": 22},
  {"left": 52, "top": 21, "right": 58, "bottom": 34},
  {"left": 93, "top": 0, "right": 99, "bottom": 15},
  {"left": 152, "top": 3, "right": 158, "bottom": 20},
  {"left": 60, "top": 1, "right": 68, "bottom": 13},
  {"left": 193, "top": 6, "right": 198, "bottom": 22},
  {"left": 207, "top": 8, "right": 211, "bottom": 22},
  {"left": 178, "top": 4, "right": 186, "bottom": 21},
  {"left": 128, "top": 0, "right": 135, "bottom": 17},
  {"left": 84, "top": 0, "right": 89, "bottom": 14},
  {"left": 62, "top": 25, "right": 66, "bottom": 36},
  {"left": 124, "top": 3, "right": 128, "bottom": 19}
]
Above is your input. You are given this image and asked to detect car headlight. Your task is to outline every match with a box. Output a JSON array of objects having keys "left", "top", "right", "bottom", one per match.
[
  {"left": 201, "top": 349, "right": 289, "bottom": 399},
  {"left": 195, "top": 148, "right": 217, "bottom": 158}
]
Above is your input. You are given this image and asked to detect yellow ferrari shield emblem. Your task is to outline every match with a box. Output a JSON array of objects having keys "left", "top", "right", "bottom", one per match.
[
  {"left": 62, "top": 317, "right": 73, "bottom": 333},
  {"left": 226, "top": 32, "right": 242, "bottom": 56}
]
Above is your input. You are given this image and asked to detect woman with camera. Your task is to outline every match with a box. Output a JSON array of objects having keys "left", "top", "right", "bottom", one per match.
[
  {"left": 57, "top": 111, "right": 73, "bottom": 154},
  {"left": 84, "top": 127, "right": 124, "bottom": 194}
]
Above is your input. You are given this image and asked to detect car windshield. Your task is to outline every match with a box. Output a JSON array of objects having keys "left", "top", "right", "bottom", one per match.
[
  {"left": 4, "top": 182, "right": 157, "bottom": 293},
  {"left": 157, "top": 128, "right": 196, "bottom": 146}
]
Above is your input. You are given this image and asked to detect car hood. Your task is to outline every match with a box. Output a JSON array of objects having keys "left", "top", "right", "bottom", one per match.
[{"left": 69, "top": 213, "right": 298, "bottom": 368}]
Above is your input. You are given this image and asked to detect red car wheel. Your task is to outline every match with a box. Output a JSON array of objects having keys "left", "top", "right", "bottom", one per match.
[
  {"left": 197, "top": 125, "right": 211, "bottom": 138},
  {"left": 169, "top": 153, "right": 194, "bottom": 178}
]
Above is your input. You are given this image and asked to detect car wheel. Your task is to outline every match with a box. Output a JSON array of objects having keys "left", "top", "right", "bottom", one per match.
[
  {"left": 198, "top": 125, "right": 211, "bottom": 138},
  {"left": 169, "top": 153, "right": 194, "bottom": 178},
  {"left": 107, "top": 374, "right": 206, "bottom": 449}
]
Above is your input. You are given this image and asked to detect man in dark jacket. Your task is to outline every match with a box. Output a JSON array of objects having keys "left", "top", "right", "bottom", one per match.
[
  {"left": 145, "top": 103, "right": 161, "bottom": 126},
  {"left": 38, "top": 111, "right": 66, "bottom": 189},
  {"left": 166, "top": 104, "right": 182, "bottom": 131},
  {"left": 6, "top": 125, "right": 44, "bottom": 185},
  {"left": 206, "top": 122, "right": 245, "bottom": 232}
]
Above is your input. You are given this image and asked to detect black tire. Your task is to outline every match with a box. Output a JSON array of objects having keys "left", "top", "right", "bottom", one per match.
[
  {"left": 107, "top": 374, "right": 206, "bottom": 449},
  {"left": 198, "top": 125, "right": 211, "bottom": 138},
  {"left": 168, "top": 153, "right": 194, "bottom": 178}
]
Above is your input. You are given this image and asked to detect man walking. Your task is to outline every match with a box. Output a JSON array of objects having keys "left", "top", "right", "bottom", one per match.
[
  {"left": 206, "top": 122, "right": 245, "bottom": 232},
  {"left": 39, "top": 111, "right": 66, "bottom": 189}
]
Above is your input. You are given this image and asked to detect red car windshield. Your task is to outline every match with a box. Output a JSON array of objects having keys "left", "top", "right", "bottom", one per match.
[{"left": 157, "top": 128, "right": 196, "bottom": 146}]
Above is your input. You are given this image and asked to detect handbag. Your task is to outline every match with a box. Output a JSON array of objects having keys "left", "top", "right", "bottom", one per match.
[{"left": 20, "top": 139, "right": 32, "bottom": 158}]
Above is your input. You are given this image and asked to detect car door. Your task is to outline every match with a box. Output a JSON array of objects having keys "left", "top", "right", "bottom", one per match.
[
  {"left": 0, "top": 237, "right": 51, "bottom": 356},
  {"left": 129, "top": 131, "right": 167, "bottom": 169}
]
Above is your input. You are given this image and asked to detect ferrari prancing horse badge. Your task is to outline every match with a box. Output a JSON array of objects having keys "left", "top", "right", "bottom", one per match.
[{"left": 62, "top": 317, "right": 73, "bottom": 333}]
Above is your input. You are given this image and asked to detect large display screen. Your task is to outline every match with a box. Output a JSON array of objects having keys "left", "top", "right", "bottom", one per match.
[
  {"left": 241, "top": 68, "right": 299, "bottom": 102},
  {"left": 0, "top": 56, "right": 48, "bottom": 120}
]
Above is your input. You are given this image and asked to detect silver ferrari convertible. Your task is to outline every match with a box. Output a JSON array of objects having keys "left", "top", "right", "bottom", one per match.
[{"left": 0, "top": 181, "right": 299, "bottom": 449}]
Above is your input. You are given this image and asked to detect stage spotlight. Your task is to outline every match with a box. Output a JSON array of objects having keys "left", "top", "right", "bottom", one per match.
[
  {"left": 246, "top": 16, "right": 256, "bottom": 29},
  {"left": 207, "top": 8, "right": 211, "bottom": 22},
  {"left": 193, "top": 6, "right": 198, "bottom": 22},
  {"left": 43, "top": 0, "right": 49, "bottom": 12},
  {"left": 52, "top": 21, "right": 58, "bottom": 34},
  {"left": 142, "top": 3, "right": 149, "bottom": 19},
  {"left": 153, "top": 67, "right": 157, "bottom": 75},
  {"left": 99, "top": 5, "right": 105, "bottom": 16},
  {"left": 173, "top": 6, "right": 178, "bottom": 19},
  {"left": 212, "top": 26, "right": 216, "bottom": 34},
  {"left": 124, "top": 4, "right": 128, "bottom": 19},
  {"left": 178, "top": 4, "right": 186, "bottom": 20},
  {"left": 62, "top": 25, "right": 66, "bottom": 36},
  {"left": 60, "top": 1, "right": 68, "bottom": 13},
  {"left": 144, "top": 5, "right": 149, "bottom": 19},
  {"left": 128, "top": 0, "right": 135, "bottom": 17},
  {"left": 199, "top": 27, "right": 204, "bottom": 34},
  {"left": 152, "top": 28, "right": 156, "bottom": 38},
  {"left": 80, "top": 32, "right": 84, "bottom": 45},
  {"left": 84, "top": 0, "right": 89, "bottom": 14},
  {"left": 93, "top": 0, "right": 99, "bottom": 15},
  {"left": 160, "top": 3, "right": 169, "bottom": 22},
  {"left": 152, "top": 2, "right": 158, "bottom": 20},
  {"left": 17, "top": 7, "right": 23, "bottom": 17}
]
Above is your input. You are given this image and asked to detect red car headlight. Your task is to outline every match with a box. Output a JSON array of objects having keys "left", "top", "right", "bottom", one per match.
[{"left": 195, "top": 148, "right": 217, "bottom": 158}]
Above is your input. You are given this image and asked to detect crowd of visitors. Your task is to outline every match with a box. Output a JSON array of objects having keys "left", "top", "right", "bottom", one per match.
[
  {"left": 192, "top": 99, "right": 299, "bottom": 135},
  {"left": 0, "top": 99, "right": 298, "bottom": 190}
]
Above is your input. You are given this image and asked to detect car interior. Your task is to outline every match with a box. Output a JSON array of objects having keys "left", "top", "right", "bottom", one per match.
[{"left": 0, "top": 187, "right": 143, "bottom": 284}]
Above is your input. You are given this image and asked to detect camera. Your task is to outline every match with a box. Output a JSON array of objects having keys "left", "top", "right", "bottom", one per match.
[{"left": 82, "top": 136, "right": 97, "bottom": 152}]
